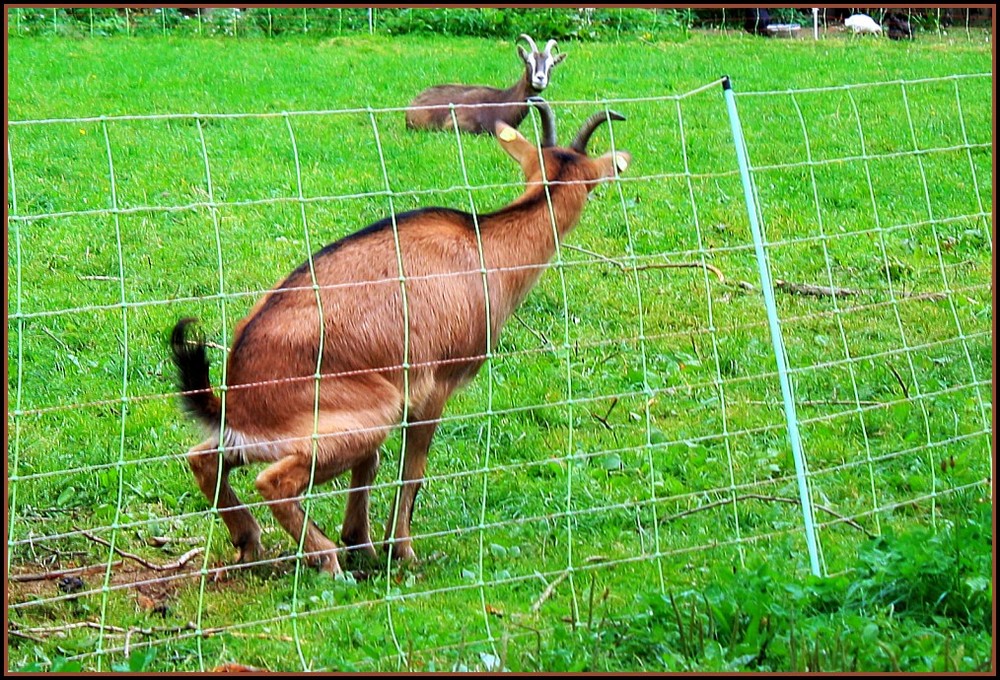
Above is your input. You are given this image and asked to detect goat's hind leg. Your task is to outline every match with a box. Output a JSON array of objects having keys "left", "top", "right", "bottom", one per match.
[
  {"left": 340, "top": 449, "right": 380, "bottom": 566},
  {"left": 255, "top": 404, "right": 397, "bottom": 576},
  {"left": 187, "top": 439, "right": 263, "bottom": 565},
  {"left": 254, "top": 452, "right": 345, "bottom": 575}
]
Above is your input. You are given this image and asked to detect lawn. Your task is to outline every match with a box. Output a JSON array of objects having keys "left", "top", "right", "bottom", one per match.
[{"left": 6, "top": 28, "right": 993, "bottom": 672}]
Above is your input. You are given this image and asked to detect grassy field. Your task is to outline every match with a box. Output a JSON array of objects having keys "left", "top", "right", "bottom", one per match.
[{"left": 6, "top": 31, "right": 993, "bottom": 672}]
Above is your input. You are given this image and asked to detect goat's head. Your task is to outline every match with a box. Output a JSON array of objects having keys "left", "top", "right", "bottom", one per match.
[
  {"left": 517, "top": 34, "right": 567, "bottom": 92},
  {"left": 495, "top": 97, "right": 630, "bottom": 190}
]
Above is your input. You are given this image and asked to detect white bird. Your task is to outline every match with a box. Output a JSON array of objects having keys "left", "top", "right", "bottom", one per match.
[{"left": 844, "top": 13, "right": 882, "bottom": 35}]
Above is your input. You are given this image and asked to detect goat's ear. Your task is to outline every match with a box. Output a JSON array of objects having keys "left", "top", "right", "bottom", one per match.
[
  {"left": 495, "top": 122, "right": 536, "bottom": 167},
  {"left": 552, "top": 52, "right": 567, "bottom": 66},
  {"left": 517, "top": 45, "right": 530, "bottom": 63},
  {"left": 592, "top": 150, "right": 631, "bottom": 181}
]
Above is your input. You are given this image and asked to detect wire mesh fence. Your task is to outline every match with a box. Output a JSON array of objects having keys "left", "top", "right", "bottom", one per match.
[
  {"left": 6, "top": 65, "right": 993, "bottom": 671},
  {"left": 6, "top": 7, "right": 994, "bottom": 41}
]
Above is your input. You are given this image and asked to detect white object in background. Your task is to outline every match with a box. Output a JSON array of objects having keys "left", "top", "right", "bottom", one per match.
[
  {"left": 844, "top": 13, "right": 882, "bottom": 35},
  {"left": 812, "top": 7, "right": 819, "bottom": 39}
]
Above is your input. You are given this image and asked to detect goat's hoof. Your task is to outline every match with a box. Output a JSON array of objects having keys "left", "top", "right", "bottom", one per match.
[
  {"left": 341, "top": 533, "right": 378, "bottom": 559},
  {"left": 319, "top": 558, "right": 343, "bottom": 577},
  {"left": 343, "top": 543, "right": 378, "bottom": 570},
  {"left": 235, "top": 538, "right": 264, "bottom": 565},
  {"left": 348, "top": 569, "right": 373, "bottom": 582},
  {"left": 308, "top": 550, "right": 343, "bottom": 577},
  {"left": 390, "top": 544, "right": 417, "bottom": 562}
]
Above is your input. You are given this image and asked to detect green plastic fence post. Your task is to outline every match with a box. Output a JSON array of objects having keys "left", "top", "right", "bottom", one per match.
[{"left": 721, "top": 75, "right": 821, "bottom": 577}]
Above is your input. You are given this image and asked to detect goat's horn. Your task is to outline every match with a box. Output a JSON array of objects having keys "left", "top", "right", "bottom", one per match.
[
  {"left": 527, "top": 96, "right": 557, "bottom": 148},
  {"left": 518, "top": 33, "right": 539, "bottom": 53},
  {"left": 571, "top": 110, "right": 627, "bottom": 154},
  {"left": 543, "top": 39, "right": 558, "bottom": 55}
]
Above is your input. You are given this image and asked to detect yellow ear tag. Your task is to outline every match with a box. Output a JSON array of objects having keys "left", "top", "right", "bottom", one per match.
[
  {"left": 498, "top": 127, "right": 518, "bottom": 142},
  {"left": 616, "top": 154, "right": 629, "bottom": 172}
]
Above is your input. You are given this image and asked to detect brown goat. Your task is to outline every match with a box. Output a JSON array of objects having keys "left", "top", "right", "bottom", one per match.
[
  {"left": 404, "top": 34, "right": 567, "bottom": 135},
  {"left": 171, "top": 98, "right": 629, "bottom": 576}
]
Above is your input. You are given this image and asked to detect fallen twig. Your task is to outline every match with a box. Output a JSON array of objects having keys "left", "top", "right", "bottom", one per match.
[
  {"left": 901, "top": 291, "right": 948, "bottom": 302},
  {"left": 15, "top": 620, "right": 133, "bottom": 636},
  {"left": 124, "top": 627, "right": 136, "bottom": 659},
  {"left": 35, "top": 544, "right": 87, "bottom": 559},
  {"left": 635, "top": 261, "right": 725, "bottom": 282},
  {"left": 146, "top": 535, "right": 204, "bottom": 548},
  {"left": 512, "top": 312, "right": 554, "bottom": 349},
  {"left": 884, "top": 362, "right": 910, "bottom": 399},
  {"left": 741, "top": 494, "right": 871, "bottom": 535},
  {"left": 13, "top": 619, "right": 294, "bottom": 648},
  {"left": 775, "top": 280, "right": 861, "bottom": 298},
  {"left": 39, "top": 325, "right": 75, "bottom": 354},
  {"left": 530, "top": 570, "right": 570, "bottom": 614},
  {"left": 159, "top": 547, "right": 205, "bottom": 569},
  {"left": 9, "top": 560, "right": 124, "bottom": 583},
  {"left": 9, "top": 629, "right": 46, "bottom": 644},
  {"left": 745, "top": 399, "right": 882, "bottom": 407},
  {"left": 589, "top": 397, "right": 619, "bottom": 431},
  {"left": 561, "top": 243, "right": 626, "bottom": 269},
  {"left": 661, "top": 493, "right": 873, "bottom": 537},
  {"left": 212, "top": 630, "right": 295, "bottom": 643},
  {"left": 118, "top": 622, "right": 197, "bottom": 637},
  {"left": 78, "top": 529, "right": 203, "bottom": 571},
  {"left": 774, "top": 280, "right": 950, "bottom": 303},
  {"left": 560, "top": 244, "right": 726, "bottom": 282}
]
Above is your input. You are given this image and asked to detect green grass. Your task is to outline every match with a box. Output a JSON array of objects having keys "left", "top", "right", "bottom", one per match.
[{"left": 6, "top": 31, "right": 993, "bottom": 672}]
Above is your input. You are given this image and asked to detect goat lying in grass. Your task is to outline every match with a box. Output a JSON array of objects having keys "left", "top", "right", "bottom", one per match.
[
  {"left": 172, "top": 98, "right": 629, "bottom": 576},
  {"left": 405, "top": 34, "right": 567, "bottom": 135}
]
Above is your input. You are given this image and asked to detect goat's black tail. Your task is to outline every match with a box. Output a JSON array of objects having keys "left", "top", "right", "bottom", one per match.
[{"left": 170, "top": 317, "right": 222, "bottom": 430}]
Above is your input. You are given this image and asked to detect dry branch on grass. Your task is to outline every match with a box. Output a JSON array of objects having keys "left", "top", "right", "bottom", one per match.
[
  {"left": 78, "top": 529, "right": 203, "bottom": 571},
  {"left": 512, "top": 311, "right": 554, "bottom": 349},
  {"left": 540, "top": 245, "right": 953, "bottom": 306},
  {"left": 530, "top": 570, "right": 570, "bottom": 613},
  {"left": 661, "top": 493, "right": 874, "bottom": 537},
  {"left": 774, "top": 279, "right": 950, "bottom": 302},
  {"left": 146, "top": 535, "right": 204, "bottom": 548},
  {"left": 11, "top": 619, "right": 293, "bottom": 646},
  {"left": 746, "top": 399, "right": 882, "bottom": 407},
  {"left": 635, "top": 260, "right": 725, "bottom": 281},
  {"left": 901, "top": 290, "right": 948, "bottom": 302},
  {"left": 774, "top": 279, "right": 862, "bottom": 298},
  {"left": 530, "top": 555, "right": 609, "bottom": 614},
  {"left": 9, "top": 560, "right": 125, "bottom": 583},
  {"left": 589, "top": 397, "right": 619, "bottom": 431},
  {"left": 562, "top": 243, "right": 726, "bottom": 282},
  {"left": 11, "top": 532, "right": 207, "bottom": 583}
]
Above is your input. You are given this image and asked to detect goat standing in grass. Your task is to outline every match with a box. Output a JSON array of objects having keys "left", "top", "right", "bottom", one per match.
[
  {"left": 887, "top": 13, "right": 914, "bottom": 40},
  {"left": 172, "top": 98, "right": 629, "bottom": 576},
  {"left": 405, "top": 34, "right": 566, "bottom": 135}
]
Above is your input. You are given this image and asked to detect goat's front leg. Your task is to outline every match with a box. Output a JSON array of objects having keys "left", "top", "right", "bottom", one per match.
[{"left": 384, "top": 405, "right": 444, "bottom": 562}]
